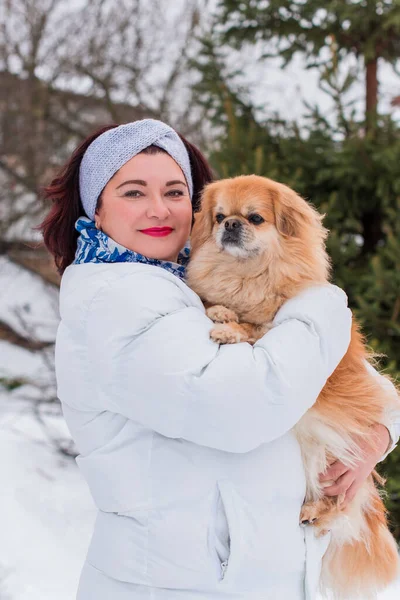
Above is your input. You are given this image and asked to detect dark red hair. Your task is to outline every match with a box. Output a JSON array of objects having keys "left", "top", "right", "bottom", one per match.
[{"left": 38, "top": 124, "right": 214, "bottom": 274}]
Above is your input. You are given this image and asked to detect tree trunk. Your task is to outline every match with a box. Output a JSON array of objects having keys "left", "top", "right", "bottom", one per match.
[
  {"left": 361, "top": 208, "right": 382, "bottom": 254},
  {"left": 365, "top": 57, "right": 378, "bottom": 133}
]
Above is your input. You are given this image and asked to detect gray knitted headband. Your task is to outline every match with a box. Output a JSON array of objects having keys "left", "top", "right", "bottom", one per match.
[{"left": 79, "top": 119, "right": 194, "bottom": 220}]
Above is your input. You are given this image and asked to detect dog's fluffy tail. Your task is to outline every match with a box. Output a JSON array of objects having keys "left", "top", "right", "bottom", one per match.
[{"left": 320, "top": 482, "right": 400, "bottom": 600}]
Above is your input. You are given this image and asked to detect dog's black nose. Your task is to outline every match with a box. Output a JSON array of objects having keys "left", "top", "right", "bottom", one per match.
[{"left": 224, "top": 219, "right": 242, "bottom": 231}]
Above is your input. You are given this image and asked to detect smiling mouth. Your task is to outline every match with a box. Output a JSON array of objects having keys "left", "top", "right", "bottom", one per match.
[{"left": 139, "top": 227, "right": 174, "bottom": 237}]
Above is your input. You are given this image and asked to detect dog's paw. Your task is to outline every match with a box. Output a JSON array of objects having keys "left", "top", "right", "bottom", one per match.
[
  {"left": 300, "top": 502, "right": 320, "bottom": 526},
  {"left": 206, "top": 305, "right": 239, "bottom": 324},
  {"left": 300, "top": 499, "right": 332, "bottom": 526},
  {"left": 210, "top": 323, "right": 249, "bottom": 344},
  {"left": 300, "top": 497, "right": 337, "bottom": 537}
]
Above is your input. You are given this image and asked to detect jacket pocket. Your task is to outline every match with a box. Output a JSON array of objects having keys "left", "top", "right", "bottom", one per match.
[
  {"left": 209, "top": 479, "right": 306, "bottom": 593},
  {"left": 208, "top": 479, "right": 232, "bottom": 581}
]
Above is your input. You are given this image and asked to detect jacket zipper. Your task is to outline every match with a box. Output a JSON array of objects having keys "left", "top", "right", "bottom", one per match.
[{"left": 221, "top": 559, "right": 228, "bottom": 578}]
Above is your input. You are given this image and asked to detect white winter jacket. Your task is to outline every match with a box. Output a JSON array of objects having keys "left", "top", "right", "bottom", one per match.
[{"left": 56, "top": 262, "right": 385, "bottom": 598}]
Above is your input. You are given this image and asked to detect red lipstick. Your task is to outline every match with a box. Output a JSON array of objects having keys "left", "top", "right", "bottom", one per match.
[{"left": 139, "top": 227, "right": 173, "bottom": 237}]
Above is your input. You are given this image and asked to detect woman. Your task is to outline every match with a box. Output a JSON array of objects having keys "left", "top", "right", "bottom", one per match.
[{"left": 40, "top": 119, "right": 399, "bottom": 600}]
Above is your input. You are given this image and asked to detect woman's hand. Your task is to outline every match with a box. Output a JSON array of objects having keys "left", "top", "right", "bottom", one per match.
[{"left": 319, "top": 424, "right": 391, "bottom": 508}]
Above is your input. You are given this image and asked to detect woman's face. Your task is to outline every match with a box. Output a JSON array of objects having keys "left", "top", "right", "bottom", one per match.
[{"left": 95, "top": 152, "right": 193, "bottom": 262}]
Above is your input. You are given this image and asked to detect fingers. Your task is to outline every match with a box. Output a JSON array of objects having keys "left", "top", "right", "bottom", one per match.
[
  {"left": 341, "top": 480, "right": 359, "bottom": 508},
  {"left": 319, "top": 460, "right": 348, "bottom": 483},
  {"left": 322, "top": 470, "right": 355, "bottom": 497},
  {"left": 318, "top": 444, "right": 377, "bottom": 507}
]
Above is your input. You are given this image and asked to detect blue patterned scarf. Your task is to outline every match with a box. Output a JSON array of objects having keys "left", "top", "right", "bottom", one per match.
[{"left": 73, "top": 217, "right": 190, "bottom": 281}]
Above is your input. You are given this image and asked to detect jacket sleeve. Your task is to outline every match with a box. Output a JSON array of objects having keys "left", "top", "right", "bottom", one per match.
[
  {"left": 363, "top": 360, "right": 400, "bottom": 462},
  {"left": 86, "top": 275, "right": 352, "bottom": 453}
]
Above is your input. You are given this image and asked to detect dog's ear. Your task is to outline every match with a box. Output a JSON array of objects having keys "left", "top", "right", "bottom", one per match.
[
  {"left": 190, "top": 183, "right": 217, "bottom": 253},
  {"left": 273, "top": 184, "right": 325, "bottom": 239}
]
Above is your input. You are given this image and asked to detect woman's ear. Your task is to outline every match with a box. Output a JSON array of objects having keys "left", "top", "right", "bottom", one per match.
[
  {"left": 94, "top": 204, "right": 103, "bottom": 230},
  {"left": 273, "top": 184, "right": 324, "bottom": 239},
  {"left": 190, "top": 184, "right": 217, "bottom": 253}
]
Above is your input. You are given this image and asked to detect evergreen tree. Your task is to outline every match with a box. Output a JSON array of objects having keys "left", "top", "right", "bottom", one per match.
[{"left": 216, "top": 0, "right": 400, "bottom": 132}]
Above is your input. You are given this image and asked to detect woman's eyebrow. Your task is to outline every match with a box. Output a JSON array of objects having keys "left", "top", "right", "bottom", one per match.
[
  {"left": 116, "top": 179, "right": 147, "bottom": 189},
  {"left": 116, "top": 179, "right": 187, "bottom": 189},
  {"left": 166, "top": 180, "right": 187, "bottom": 187}
]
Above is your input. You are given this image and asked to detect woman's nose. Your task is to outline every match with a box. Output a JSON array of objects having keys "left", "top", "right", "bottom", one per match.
[{"left": 146, "top": 195, "right": 171, "bottom": 219}]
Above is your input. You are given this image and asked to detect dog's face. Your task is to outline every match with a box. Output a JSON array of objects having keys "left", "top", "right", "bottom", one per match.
[
  {"left": 206, "top": 179, "right": 277, "bottom": 259},
  {"left": 191, "top": 175, "right": 328, "bottom": 267}
]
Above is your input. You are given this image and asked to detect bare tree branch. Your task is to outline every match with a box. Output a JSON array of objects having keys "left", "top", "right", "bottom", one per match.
[{"left": 0, "top": 318, "right": 54, "bottom": 351}]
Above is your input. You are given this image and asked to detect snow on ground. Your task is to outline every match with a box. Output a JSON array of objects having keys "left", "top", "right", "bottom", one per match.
[
  {"left": 0, "top": 389, "right": 399, "bottom": 600},
  {"left": 0, "top": 392, "right": 96, "bottom": 600}
]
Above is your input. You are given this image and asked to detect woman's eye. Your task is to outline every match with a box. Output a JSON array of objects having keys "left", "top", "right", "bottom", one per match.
[
  {"left": 166, "top": 190, "right": 184, "bottom": 197},
  {"left": 215, "top": 213, "right": 225, "bottom": 224},
  {"left": 124, "top": 190, "right": 143, "bottom": 198},
  {"left": 248, "top": 213, "right": 265, "bottom": 225}
]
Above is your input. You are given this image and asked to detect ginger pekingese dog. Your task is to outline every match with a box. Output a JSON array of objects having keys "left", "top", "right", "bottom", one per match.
[{"left": 186, "top": 174, "right": 400, "bottom": 599}]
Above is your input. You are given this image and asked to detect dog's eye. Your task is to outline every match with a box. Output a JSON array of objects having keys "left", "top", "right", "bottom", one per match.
[
  {"left": 215, "top": 213, "right": 225, "bottom": 224},
  {"left": 248, "top": 214, "right": 265, "bottom": 225}
]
